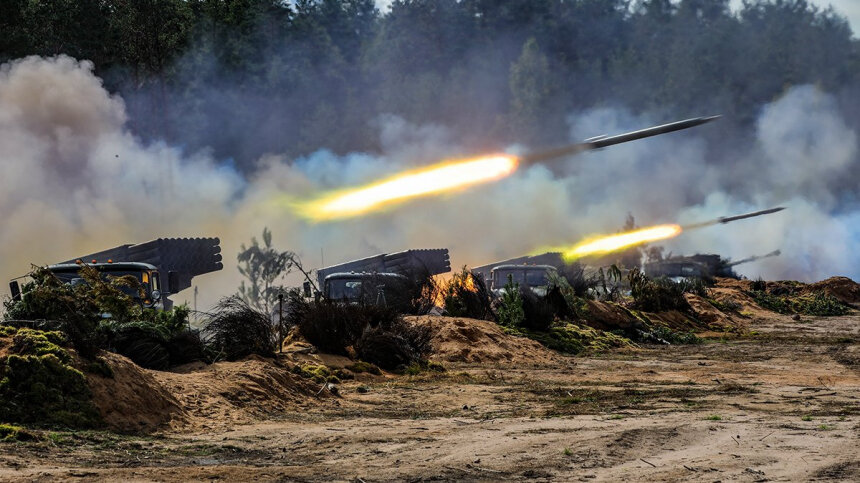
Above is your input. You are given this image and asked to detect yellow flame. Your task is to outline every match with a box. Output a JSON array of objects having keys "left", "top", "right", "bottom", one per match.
[
  {"left": 560, "top": 224, "right": 683, "bottom": 261},
  {"left": 294, "top": 154, "right": 519, "bottom": 221}
]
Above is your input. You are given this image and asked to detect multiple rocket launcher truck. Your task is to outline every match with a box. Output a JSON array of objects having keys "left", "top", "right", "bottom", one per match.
[{"left": 9, "top": 238, "right": 223, "bottom": 310}]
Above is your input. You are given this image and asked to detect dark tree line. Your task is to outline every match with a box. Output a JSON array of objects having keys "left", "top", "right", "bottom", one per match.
[{"left": 2, "top": 0, "right": 857, "bottom": 167}]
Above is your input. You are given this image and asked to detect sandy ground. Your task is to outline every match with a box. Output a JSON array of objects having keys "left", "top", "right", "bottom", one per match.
[{"left": 1, "top": 311, "right": 857, "bottom": 482}]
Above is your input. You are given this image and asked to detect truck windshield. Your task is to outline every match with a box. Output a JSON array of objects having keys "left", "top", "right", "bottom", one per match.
[
  {"left": 524, "top": 269, "right": 550, "bottom": 287},
  {"left": 50, "top": 269, "right": 146, "bottom": 298},
  {"left": 327, "top": 279, "right": 364, "bottom": 301},
  {"left": 493, "top": 268, "right": 551, "bottom": 288}
]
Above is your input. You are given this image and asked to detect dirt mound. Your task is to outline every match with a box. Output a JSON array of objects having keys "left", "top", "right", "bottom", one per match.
[
  {"left": 581, "top": 300, "right": 641, "bottom": 331},
  {"left": 407, "top": 316, "right": 557, "bottom": 364},
  {"left": 683, "top": 294, "right": 745, "bottom": 332},
  {"left": 87, "top": 352, "right": 187, "bottom": 433},
  {"left": 150, "top": 355, "right": 326, "bottom": 429},
  {"left": 713, "top": 277, "right": 754, "bottom": 291},
  {"left": 802, "top": 276, "right": 860, "bottom": 306}
]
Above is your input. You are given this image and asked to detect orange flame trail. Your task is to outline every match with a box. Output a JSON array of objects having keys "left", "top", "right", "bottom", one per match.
[
  {"left": 555, "top": 224, "right": 683, "bottom": 261},
  {"left": 294, "top": 154, "right": 519, "bottom": 221}
]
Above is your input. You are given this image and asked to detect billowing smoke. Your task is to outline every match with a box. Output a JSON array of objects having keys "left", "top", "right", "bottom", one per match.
[{"left": 1, "top": 56, "right": 859, "bottom": 310}]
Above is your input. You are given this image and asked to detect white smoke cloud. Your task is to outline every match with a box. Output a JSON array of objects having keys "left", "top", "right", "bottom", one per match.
[{"left": 1, "top": 56, "right": 858, "bottom": 312}]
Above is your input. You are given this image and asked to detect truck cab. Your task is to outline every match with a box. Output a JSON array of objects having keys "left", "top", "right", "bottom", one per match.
[
  {"left": 8, "top": 237, "right": 222, "bottom": 312},
  {"left": 320, "top": 272, "right": 411, "bottom": 308},
  {"left": 10, "top": 261, "right": 175, "bottom": 310},
  {"left": 490, "top": 264, "right": 558, "bottom": 296}
]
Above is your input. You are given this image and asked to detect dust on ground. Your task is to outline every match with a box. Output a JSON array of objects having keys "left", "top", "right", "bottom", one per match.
[{"left": 1, "top": 305, "right": 857, "bottom": 482}]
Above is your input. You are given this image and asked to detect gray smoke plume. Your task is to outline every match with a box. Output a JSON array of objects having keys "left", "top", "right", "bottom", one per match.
[{"left": 1, "top": 56, "right": 858, "bottom": 311}]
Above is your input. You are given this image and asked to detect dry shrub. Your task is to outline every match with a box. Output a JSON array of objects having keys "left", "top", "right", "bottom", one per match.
[
  {"left": 443, "top": 267, "right": 494, "bottom": 320},
  {"left": 355, "top": 322, "right": 433, "bottom": 370},
  {"left": 289, "top": 295, "right": 398, "bottom": 356},
  {"left": 289, "top": 293, "right": 433, "bottom": 369},
  {"left": 202, "top": 296, "right": 277, "bottom": 361},
  {"left": 628, "top": 268, "right": 705, "bottom": 312}
]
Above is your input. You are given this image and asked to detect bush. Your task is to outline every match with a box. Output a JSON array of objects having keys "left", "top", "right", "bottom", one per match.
[
  {"left": 0, "top": 329, "right": 101, "bottom": 428},
  {"left": 635, "top": 325, "right": 703, "bottom": 345},
  {"left": 0, "top": 423, "right": 37, "bottom": 442},
  {"left": 354, "top": 326, "right": 417, "bottom": 370},
  {"left": 202, "top": 296, "right": 277, "bottom": 361},
  {"left": 628, "top": 268, "right": 704, "bottom": 312},
  {"left": 518, "top": 286, "right": 556, "bottom": 331},
  {"left": 496, "top": 275, "right": 525, "bottom": 327},
  {"left": 289, "top": 294, "right": 433, "bottom": 370},
  {"left": 555, "top": 262, "right": 595, "bottom": 298},
  {"left": 100, "top": 305, "right": 203, "bottom": 369},
  {"left": 750, "top": 290, "right": 849, "bottom": 316},
  {"left": 442, "top": 267, "right": 494, "bottom": 320},
  {"left": 289, "top": 294, "right": 399, "bottom": 356}
]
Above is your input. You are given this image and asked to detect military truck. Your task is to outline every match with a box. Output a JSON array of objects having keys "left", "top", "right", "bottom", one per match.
[
  {"left": 305, "top": 249, "right": 451, "bottom": 310},
  {"left": 9, "top": 238, "right": 223, "bottom": 310},
  {"left": 471, "top": 252, "right": 565, "bottom": 295},
  {"left": 644, "top": 250, "right": 781, "bottom": 280}
]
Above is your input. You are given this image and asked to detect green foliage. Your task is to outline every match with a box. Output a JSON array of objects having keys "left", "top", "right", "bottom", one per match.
[
  {"left": 750, "top": 290, "right": 850, "bottom": 316},
  {"left": 0, "top": 423, "right": 36, "bottom": 442},
  {"left": 509, "top": 322, "right": 633, "bottom": 355},
  {"left": 496, "top": 275, "right": 525, "bottom": 328},
  {"left": 636, "top": 325, "right": 703, "bottom": 345},
  {"left": 344, "top": 361, "right": 382, "bottom": 375},
  {"left": 291, "top": 363, "right": 340, "bottom": 384},
  {"left": 401, "top": 360, "right": 446, "bottom": 376},
  {"left": 237, "top": 227, "right": 296, "bottom": 314},
  {"left": 546, "top": 272, "right": 590, "bottom": 318},
  {"left": 628, "top": 268, "right": 706, "bottom": 313},
  {"left": 4, "top": 265, "right": 200, "bottom": 369},
  {"left": 510, "top": 37, "right": 555, "bottom": 142},
  {"left": 443, "top": 267, "right": 494, "bottom": 320},
  {"left": 1, "top": 0, "right": 856, "bottom": 164},
  {"left": 707, "top": 297, "right": 741, "bottom": 313},
  {"left": 11, "top": 328, "right": 70, "bottom": 363},
  {"left": 0, "top": 330, "right": 101, "bottom": 428}
]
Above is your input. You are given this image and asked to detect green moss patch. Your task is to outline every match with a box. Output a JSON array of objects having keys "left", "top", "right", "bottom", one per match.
[
  {"left": 0, "top": 329, "right": 101, "bottom": 429},
  {"left": 291, "top": 363, "right": 341, "bottom": 384},
  {"left": 508, "top": 323, "right": 634, "bottom": 355},
  {"left": 344, "top": 361, "right": 383, "bottom": 375},
  {"left": 750, "top": 290, "right": 850, "bottom": 316},
  {"left": 0, "top": 423, "right": 37, "bottom": 442}
]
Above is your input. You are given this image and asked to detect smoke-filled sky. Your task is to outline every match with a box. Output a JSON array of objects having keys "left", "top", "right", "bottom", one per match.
[{"left": 1, "top": 55, "right": 859, "bottom": 309}]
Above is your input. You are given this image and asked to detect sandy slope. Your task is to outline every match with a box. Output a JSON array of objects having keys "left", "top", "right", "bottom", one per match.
[{"left": 1, "top": 308, "right": 857, "bottom": 482}]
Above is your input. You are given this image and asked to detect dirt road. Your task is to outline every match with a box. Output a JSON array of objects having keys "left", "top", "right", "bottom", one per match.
[{"left": 1, "top": 312, "right": 857, "bottom": 482}]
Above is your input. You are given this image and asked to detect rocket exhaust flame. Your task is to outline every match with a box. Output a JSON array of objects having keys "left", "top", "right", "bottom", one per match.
[
  {"left": 293, "top": 116, "right": 719, "bottom": 221},
  {"left": 294, "top": 154, "right": 518, "bottom": 221},
  {"left": 543, "top": 206, "right": 786, "bottom": 261},
  {"left": 554, "top": 224, "right": 683, "bottom": 261}
]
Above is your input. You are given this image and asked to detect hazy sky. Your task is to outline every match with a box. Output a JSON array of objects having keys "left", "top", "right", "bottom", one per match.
[{"left": 375, "top": 1, "right": 859, "bottom": 37}]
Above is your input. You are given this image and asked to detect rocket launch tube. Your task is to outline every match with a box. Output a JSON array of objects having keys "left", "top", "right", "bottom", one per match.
[{"left": 520, "top": 115, "right": 721, "bottom": 165}]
